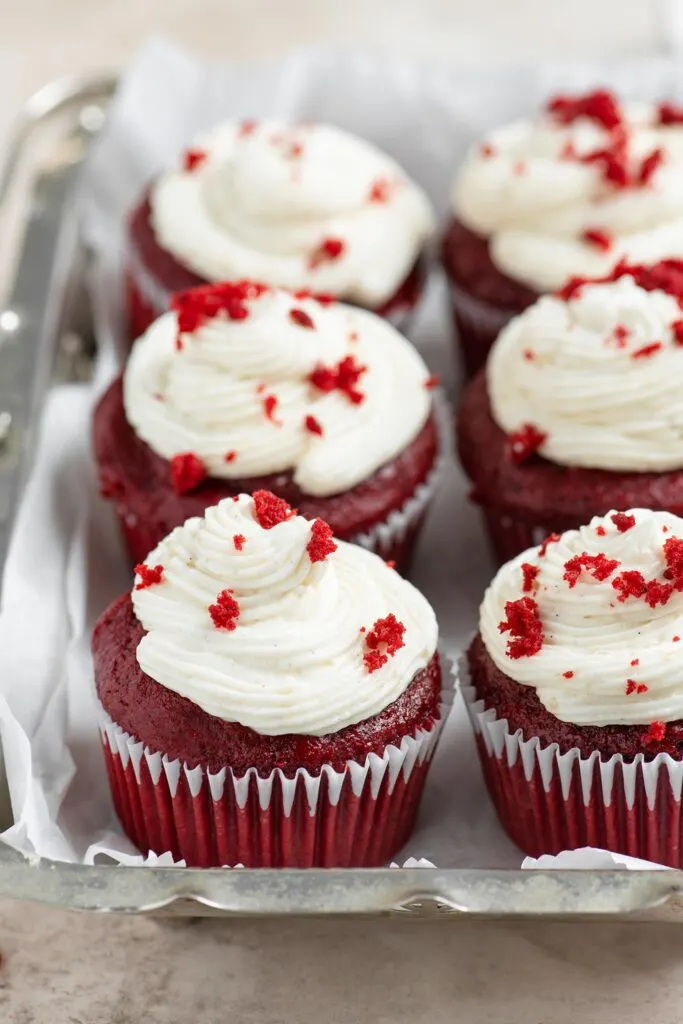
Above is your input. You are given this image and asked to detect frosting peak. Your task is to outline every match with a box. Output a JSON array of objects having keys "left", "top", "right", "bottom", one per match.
[
  {"left": 132, "top": 494, "right": 438, "bottom": 736},
  {"left": 123, "top": 282, "right": 433, "bottom": 496},
  {"left": 480, "top": 509, "right": 683, "bottom": 726},
  {"left": 150, "top": 120, "right": 435, "bottom": 306}
]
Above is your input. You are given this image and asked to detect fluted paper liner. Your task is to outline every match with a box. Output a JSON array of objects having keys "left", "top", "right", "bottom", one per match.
[
  {"left": 460, "top": 652, "right": 683, "bottom": 867},
  {"left": 448, "top": 278, "right": 518, "bottom": 380}
]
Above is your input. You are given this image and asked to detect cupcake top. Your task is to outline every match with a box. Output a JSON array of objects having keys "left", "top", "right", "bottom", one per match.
[
  {"left": 479, "top": 508, "right": 683, "bottom": 727},
  {"left": 149, "top": 119, "right": 435, "bottom": 307},
  {"left": 123, "top": 281, "right": 435, "bottom": 497},
  {"left": 487, "top": 260, "right": 683, "bottom": 473},
  {"left": 452, "top": 90, "right": 683, "bottom": 293},
  {"left": 131, "top": 492, "right": 438, "bottom": 736}
]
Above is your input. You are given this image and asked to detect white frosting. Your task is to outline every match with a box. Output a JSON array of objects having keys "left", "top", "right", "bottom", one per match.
[
  {"left": 132, "top": 495, "right": 438, "bottom": 736},
  {"left": 453, "top": 100, "right": 683, "bottom": 292},
  {"left": 480, "top": 509, "right": 683, "bottom": 726},
  {"left": 488, "top": 275, "right": 683, "bottom": 472},
  {"left": 150, "top": 120, "right": 435, "bottom": 307},
  {"left": 123, "top": 286, "right": 432, "bottom": 497}
]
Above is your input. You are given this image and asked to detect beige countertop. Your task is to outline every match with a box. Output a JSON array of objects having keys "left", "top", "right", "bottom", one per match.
[{"left": 3, "top": 2, "right": 683, "bottom": 1021}]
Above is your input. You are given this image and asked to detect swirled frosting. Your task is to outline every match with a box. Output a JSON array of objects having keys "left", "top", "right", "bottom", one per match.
[
  {"left": 488, "top": 273, "right": 683, "bottom": 472},
  {"left": 132, "top": 494, "right": 438, "bottom": 736},
  {"left": 452, "top": 96, "right": 683, "bottom": 292},
  {"left": 150, "top": 120, "right": 435, "bottom": 307},
  {"left": 123, "top": 283, "right": 433, "bottom": 497},
  {"left": 480, "top": 509, "right": 683, "bottom": 725}
]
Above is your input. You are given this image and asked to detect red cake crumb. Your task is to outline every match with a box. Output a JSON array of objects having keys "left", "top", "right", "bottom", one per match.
[
  {"left": 547, "top": 89, "right": 622, "bottom": 131},
  {"left": 626, "top": 679, "right": 648, "bottom": 695},
  {"left": 233, "top": 534, "right": 246, "bottom": 551},
  {"left": 348, "top": 330, "right": 359, "bottom": 342},
  {"left": 563, "top": 670, "right": 574, "bottom": 679},
  {"left": 612, "top": 570, "right": 647, "bottom": 602},
  {"left": 263, "top": 394, "right": 281, "bottom": 425},
  {"left": 663, "top": 536, "right": 683, "bottom": 586},
  {"left": 171, "top": 452, "right": 207, "bottom": 495},
  {"left": 507, "top": 423, "right": 547, "bottom": 464},
  {"left": 596, "top": 525, "right": 606, "bottom": 536},
  {"left": 309, "top": 355, "right": 367, "bottom": 405},
  {"left": 172, "top": 280, "right": 268, "bottom": 339},
  {"left": 424, "top": 374, "right": 441, "bottom": 389},
  {"left": 289, "top": 308, "right": 315, "bottom": 329},
  {"left": 613, "top": 324, "right": 630, "bottom": 347},
  {"left": 611, "top": 512, "right": 636, "bottom": 532},
  {"left": 309, "top": 237, "right": 345, "bottom": 269},
  {"left": 252, "top": 489, "right": 296, "bottom": 529},
  {"left": 183, "top": 148, "right": 207, "bottom": 172},
  {"left": 557, "top": 258, "right": 683, "bottom": 304},
  {"left": 631, "top": 341, "right": 663, "bottom": 359},
  {"left": 385, "top": 560, "right": 396, "bottom": 569},
  {"left": 638, "top": 147, "right": 664, "bottom": 185},
  {"left": 563, "top": 552, "right": 620, "bottom": 587},
  {"left": 643, "top": 721, "right": 666, "bottom": 745},
  {"left": 134, "top": 563, "right": 164, "bottom": 590},
  {"left": 644, "top": 580, "right": 674, "bottom": 608},
  {"left": 672, "top": 320, "right": 683, "bottom": 345},
  {"left": 306, "top": 519, "right": 337, "bottom": 563},
  {"left": 238, "top": 119, "right": 258, "bottom": 136},
  {"left": 369, "top": 177, "right": 392, "bottom": 202},
  {"left": 224, "top": 451, "right": 237, "bottom": 463},
  {"left": 580, "top": 142, "right": 629, "bottom": 189},
  {"left": 480, "top": 143, "right": 496, "bottom": 158},
  {"left": 581, "top": 227, "right": 613, "bottom": 252},
  {"left": 208, "top": 590, "right": 240, "bottom": 631},
  {"left": 363, "top": 613, "right": 406, "bottom": 673},
  {"left": 521, "top": 562, "right": 540, "bottom": 592},
  {"left": 659, "top": 102, "right": 683, "bottom": 125},
  {"left": 293, "top": 289, "right": 335, "bottom": 305},
  {"left": 560, "top": 140, "right": 577, "bottom": 160},
  {"left": 539, "top": 533, "right": 561, "bottom": 557},
  {"left": 304, "top": 414, "right": 323, "bottom": 436},
  {"left": 631, "top": 658, "right": 640, "bottom": 666},
  {"left": 285, "top": 141, "right": 303, "bottom": 160},
  {"left": 523, "top": 349, "right": 535, "bottom": 361},
  {"left": 498, "top": 596, "right": 544, "bottom": 659},
  {"left": 675, "top": 636, "right": 681, "bottom": 642}
]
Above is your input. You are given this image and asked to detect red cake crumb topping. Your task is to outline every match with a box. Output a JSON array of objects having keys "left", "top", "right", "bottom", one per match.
[
  {"left": 309, "top": 237, "right": 345, "bottom": 269},
  {"left": 582, "top": 227, "right": 613, "bottom": 252},
  {"left": 224, "top": 451, "right": 237, "bottom": 463},
  {"left": 293, "top": 289, "right": 335, "bottom": 305},
  {"left": 596, "top": 525, "right": 607, "bottom": 536},
  {"left": 663, "top": 536, "right": 683, "bottom": 589},
  {"left": 675, "top": 636, "right": 681, "bottom": 642},
  {"left": 563, "top": 670, "right": 574, "bottom": 679},
  {"left": 580, "top": 140, "right": 629, "bottom": 189},
  {"left": 521, "top": 562, "right": 540, "bottom": 592},
  {"left": 304, "top": 414, "right": 323, "bottom": 436},
  {"left": 563, "top": 552, "right": 620, "bottom": 587},
  {"left": 523, "top": 349, "right": 535, "bottom": 361},
  {"left": 348, "top": 330, "right": 359, "bottom": 342},
  {"left": 547, "top": 90, "right": 622, "bottom": 131},
  {"left": 363, "top": 613, "right": 406, "bottom": 673},
  {"left": 643, "top": 721, "right": 666, "bottom": 745},
  {"left": 557, "top": 258, "right": 683, "bottom": 304},
  {"left": 252, "top": 490, "right": 296, "bottom": 529},
  {"left": 285, "top": 141, "right": 303, "bottom": 160},
  {"left": 369, "top": 177, "right": 392, "bottom": 202},
  {"left": 306, "top": 519, "right": 337, "bottom": 563},
  {"left": 672, "top": 320, "right": 683, "bottom": 345},
  {"left": 611, "top": 512, "right": 636, "bottom": 532},
  {"left": 638, "top": 147, "right": 665, "bottom": 185},
  {"left": 658, "top": 102, "right": 683, "bottom": 125},
  {"left": 385, "top": 560, "right": 396, "bottom": 569},
  {"left": 613, "top": 324, "right": 630, "bottom": 347},
  {"left": 480, "top": 143, "right": 496, "bottom": 158},
  {"left": 289, "top": 308, "right": 315, "bottom": 329},
  {"left": 631, "top": 659, "right": 640, "bottom": 666},
  {"left": 309, "top": 355, "right": 367, "bottom": 405},
  {"left": 209, "top": 590, "right": 240, "bottom": 631},
  {"left": 626, "top": 679, "right": 648, "bottom": 695},
  {"left": 631, "top": 341, "right": 663, "bottom": 359},
  {"left": 644, "top": 580, "right": 674, "bottom": 608},
  {"left": 171, "top": 452, "right": 206, "bottom": 494},
  {"left": 172, "top": 280, "right": 268, "bottom": 342},
  {"left": 424, "top": 374, "right": 441, "bottom": 389},
  {"left": 134, "top": 563, "right": 164, "bottom": 590},
  {"left": 498, "top": 597, "right": 544, "bottom": 659},
  {"left": 539, "top": 533, "right": 561, "bottom": 557},
  {"left": 263, "top": 394, "right": 281, "bottom": 425},
  {"left": 233, "top": 534, "right": 246, "bottom": 551},
  {"left": 507, "top": 423, "right": 547, "bottom": 463},
  {"left": 612, "top": 570, "right": 647, "bottom": 602},
  {"left": 183, "top": 148, "right": 208, "bottom": 172},
  {"left": 560, "top": 140, "right": 577, "bottom": 160},
  {"left": 238, "top": 119, "right": 258, "bottom": 136}
]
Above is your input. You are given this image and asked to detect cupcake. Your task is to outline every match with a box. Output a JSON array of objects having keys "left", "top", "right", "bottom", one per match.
[
  {"left": 95, "top": 280, "right": 443, "bottom": 570},
  {"left": 93, "top": 493, "right": 450, "bottom": 867},
  {"left": 126, "top": 119, "right": 435, "bottom": 344},
  {"left": 444, "top": 89, "right": 683, "bottom": 378},
  {"left": 463, "top": 507, "right": 683, "bottom": 866},
  {"left": 458, "top": 259, "right": 683, "bottom": 563}
]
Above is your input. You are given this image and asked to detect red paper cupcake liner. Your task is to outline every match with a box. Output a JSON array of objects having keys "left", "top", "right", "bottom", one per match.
[
  {"left": 461, "top": 662, "right": 683, "bottom": 867},
  {"left": 97, "top": 666, "right": 453, "bottom": 868},
  {"left": 448, "top": 279, "right": 516, "bottom": 380}
]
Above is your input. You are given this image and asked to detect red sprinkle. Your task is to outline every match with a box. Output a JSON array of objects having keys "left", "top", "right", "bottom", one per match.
[
  {"left": 612, "top": 570, "right": 647, "bottom": 602},
  {"left": 252, "top": 490, "right": 296, "bottom": 529},
  {"left": 171, "top": 452, "right": 207, "bottom": 495},
  {"left": 631, "top": 341, "right": 663, "bottom": 359},
  {"left": 309, "top": 237, "right": 346, "bottom": 269},
  {"left": 521, "top": 562, "right": 540, "bottom": 592},
  {"left": 369, "top": 177, "right": 393, "bottom": 202},
  {"left": 134, "top": 563, "right": 164, "bottom": 590},
  {"left": 563, "top": 552, "right": 620, "bottom": 588},
  {"left": 563, "top": 670, "right": 574, "bottom": 679},
  {"left": 309, "top": 355, "right": 367, "bottom": 405},
  {"left": 304, "top": 414, "right": 323, "bottom": 436},
  {"left": 363, "top": 613, "right": 406, "bottom": 673},
  {"left": 672, "top": 320, "right": 683, "bottom": 345},
  {"left": 626, "top": 679, "right": 649, "bottom": 695},
  {"left": 643, "top": 721, "right": 666, "bottom": 745},
  {"left": 263, "top": 394, "right": 281, "bottom": 425},
  {"left": 183, "top": 148, "right": 207, "bottom": 172},
  {"left": 547, "top": 89, "right": 622, "bottom": 131},
  {"left": 307, "top": 519, "right": 337, "bottom": 564},
  {"left": 424, "top": 374, "right": 441, "bottom": 390},
  {"left": 539, "top": 533, "right": 561, "bottom": 557},
  {"left": 289, "top": 308, "right": 315, "bottom": 329},
  {"left": 224, "top": 451, "right": 237, "bottom": 463},
  {"left": 638, "top": 147, "right": 665, "bottom": 186},
  {"left": 233, "top": 534, "right": 246, "bottom": 552},
  {"left": 498, "top": 597, "right": 544, "bottom": 659},
  {"left": 507, "top": 423, "right": 547, "bottom": 464},
  {"left": 582, "top": 227, "right": 613, "bottom": 252},
  {"left": 209, "top": 590, "right": 240, "bottom": 631},
  {"left": 611, "top": 512, "right": 636, "bottom": 533},
  {"left": 172, "top": 280, "right": 268, "bottom": 342}
]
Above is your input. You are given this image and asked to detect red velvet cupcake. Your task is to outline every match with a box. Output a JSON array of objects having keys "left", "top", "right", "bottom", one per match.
[
  {"left": 462, "top": 507, "right": 683, "bottom": 866},
  {"left": 92, "top": 492, "right": 450, "bottom": 867},
  {"left": 444, "top": 90, "right": 683, "bottom": 378},
  {"left": 126, "top": 119, "right": 435, "bottom": 346},
  {"left": 457, "top": 259, "right": 683, "bottom": 563},
  {"left": 95, "top": 280, "right": 443, "bottom": 571}
]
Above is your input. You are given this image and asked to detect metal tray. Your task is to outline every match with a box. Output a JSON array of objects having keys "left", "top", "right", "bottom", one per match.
[{"left": 0, "top": 74, "right": 682, "bottom": 919}]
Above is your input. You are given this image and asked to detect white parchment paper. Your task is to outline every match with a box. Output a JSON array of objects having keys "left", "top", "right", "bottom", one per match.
[{"left": 4, "top": 37, "right": 683, "bottom": 868}]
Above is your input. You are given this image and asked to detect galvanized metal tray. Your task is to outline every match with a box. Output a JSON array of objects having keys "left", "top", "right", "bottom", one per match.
[{"left": 0, "top": 74, "right": 682, "bottom": 918}]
